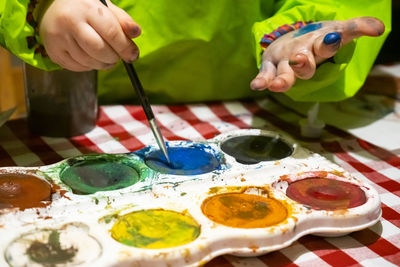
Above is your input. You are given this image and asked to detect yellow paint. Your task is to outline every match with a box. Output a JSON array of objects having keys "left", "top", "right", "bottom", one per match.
[
  {"left": 201, "top": 193, "right": 288, "bottom": 228},
  {"left": 111, "top": 209, "right": 200, "bottom": 249}
]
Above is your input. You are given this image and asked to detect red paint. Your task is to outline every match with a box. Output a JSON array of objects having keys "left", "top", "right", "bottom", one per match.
[
  {"left": 286, "top": 178, "right": 366, "bottom": 210},
  {"left": 0, "top": 172, "right": 51, "bottom": 210}
]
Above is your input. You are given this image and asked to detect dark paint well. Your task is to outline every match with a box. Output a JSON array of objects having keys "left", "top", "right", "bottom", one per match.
[{"left": 220, "top": 135, "right": 293, "bottom": 164}]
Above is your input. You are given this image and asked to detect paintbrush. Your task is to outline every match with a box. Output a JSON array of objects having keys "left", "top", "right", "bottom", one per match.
[{"left": 99, "top": 0, "right": 171, "bottom": 164}]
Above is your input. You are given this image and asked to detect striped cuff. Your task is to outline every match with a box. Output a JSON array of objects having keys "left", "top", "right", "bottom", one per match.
[{"left": 260, "top": 21, "right": 313, "bottom": 49}]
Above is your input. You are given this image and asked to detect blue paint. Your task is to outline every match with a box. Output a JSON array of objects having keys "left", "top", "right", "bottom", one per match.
[
  {"left": 135, "top": 144, "right": 222, "bottom": 175},
  {"left": 293, "top": 23, "right": 322, "bottom": 37},
  {"left": 323, "top": 32, "right": 341, "bottom": 45}
]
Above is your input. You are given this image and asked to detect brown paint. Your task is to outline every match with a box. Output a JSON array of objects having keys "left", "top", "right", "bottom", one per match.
[
  {"left": 51, "top": 183, "right": 70, "bottom": 200},
  {"left": 201, "top": 193, "right": 288, "bottom": 228},
  {"left": 0, "top": 173, "right": 51, "bottom": 210}
]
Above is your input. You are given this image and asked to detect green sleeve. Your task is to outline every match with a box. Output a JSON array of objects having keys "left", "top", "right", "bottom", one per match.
[
  {"left": 252, "top": 0, "right": 391, "bottom": 102},
  {"left": 0, "top": 0, "right": 58, "bottom": 70}
]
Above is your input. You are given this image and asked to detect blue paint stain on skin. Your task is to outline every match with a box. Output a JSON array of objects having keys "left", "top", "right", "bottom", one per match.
[
  {"left": 323, "top": 32, "right": 341, "bottom": 45},
  {"left": 135, "top": 144, "right": 222, "bottom": 175},
  {"left": 293, "top": 23, "right": 322, "bottom": 37}
]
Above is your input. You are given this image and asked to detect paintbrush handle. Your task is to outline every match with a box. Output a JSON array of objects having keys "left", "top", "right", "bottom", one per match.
[
  {"left": 98, "top": 0, "right": 170, "bottom": 163},
  {"left": 123, "top": 62, "right": 170, "bottom": 162},
  {"left": 123, "top": 62, "right": 155, "bottom": 120},
  {"left": 98, "top": 0, "right": 154, "bottom": 120}
]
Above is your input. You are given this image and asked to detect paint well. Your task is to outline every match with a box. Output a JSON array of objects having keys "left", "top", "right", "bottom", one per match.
[
  {"left": 0, "top": 172, "right": 51, "bottom": 210},
  {"left": 5, "top": 223, "right": 101, "bottom": 266},
  {"left": 26, "top": 230, "right": 77, "bottom": 265},
  {"left": 286, "top": 178, "right": 367, "bottom": 210},
  {"left": 220, "top": 135, "right": 293, "bottom": 164},
  {"left": 143, "top": 145, "right": 221, "bottom": 175},
  {"left": 111, "top": 209, "right": 200, "bottom": 249},
  {"left": 201, "top": 193, "right": 288, "bottom": 228},
  {"left": 60, "top": 155, "right": 140, "bottom": 194}
]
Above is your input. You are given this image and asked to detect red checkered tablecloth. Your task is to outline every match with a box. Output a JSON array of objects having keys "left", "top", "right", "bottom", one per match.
[
  {"left": 0, "top": 62, "right": 400, "bottom": 267},
  {"left": 1, "top": 69, "right": 400, "bottom": 266}
]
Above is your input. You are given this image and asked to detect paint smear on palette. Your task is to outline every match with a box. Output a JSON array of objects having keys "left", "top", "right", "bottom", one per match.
[
  {"left": 111, "top": 209, "right": 200, "bottom": 249},
  {"left": 286, "top": 178, "right": 367, "bottom": 210},
  {"left": 0, "top": 172, "right": 51, "bottom": 210},
  {"left": 220, "top": 135, "right": 293, "bottom": 164},
  {"left": 201, "top": 193, "right": 288, "bottom": 228},
  {"left": 140, "top": 145, "right": 221, "bottom": 175},
  {"left": 60, "top": 154, "right": 140, "bottom": 195},
  {"left": 5, "top": 223, "right": 101, "bottom": 266}
]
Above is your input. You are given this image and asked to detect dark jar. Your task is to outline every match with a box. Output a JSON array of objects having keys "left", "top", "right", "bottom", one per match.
[{"left": 23, "top": 64, "right": 98, "bottom": 137}]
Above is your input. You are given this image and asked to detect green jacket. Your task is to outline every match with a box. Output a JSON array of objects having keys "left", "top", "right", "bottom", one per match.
[{"left": 0, "top": 0, "right": 391, "bottom": 104}]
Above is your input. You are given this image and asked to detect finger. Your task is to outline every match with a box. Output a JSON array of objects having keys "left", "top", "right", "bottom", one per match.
[
  {"left": 314, "top": 32, "right": 342, "bottom": 59},
  {"left": 43, "top": 38, "right": 91, "bottom": 71},
  {"left": 341, "top": 17, "right": 385, "bottom": 44},
  {"left": 250, "top": 60, "right": 276, "bottom": 91},
  {"left": 73, "top": 23, "right": 120, "bottom": 64},
  {"left": 108, "top": 1, "right": 141, "bottom": 38},
  {"left": 289, "top": 51, "right": 316, "bottom": 80},
  {"left": 67, "top": 35, "right": 115, "bottom": 70},
  {"left": 269, "top": 60, "right": 296, "bottom": 92},
  {"left": 87, "top": 5, "right": 139, "bottom": 63},
  {"left": 52, "top": 51, "right": 92, "bottom": 72}
]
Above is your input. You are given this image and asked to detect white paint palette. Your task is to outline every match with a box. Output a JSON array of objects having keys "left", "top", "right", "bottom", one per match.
[{"left": 0, "top": 129, "right": 381, "bottom": 267}]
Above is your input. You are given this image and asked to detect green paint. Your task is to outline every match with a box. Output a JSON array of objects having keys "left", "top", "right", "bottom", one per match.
[
  {"left": 59, "top": 154, "right": 142, "bottom": 195},
  {"left": 111, "top": 209, "right": 200, "bottom": 249},
  {"left": 99, "top": 213, "right": 119, "bottom": 224},
  {"left": 26, "top": 230, "right": 77, "bottom": 265}
]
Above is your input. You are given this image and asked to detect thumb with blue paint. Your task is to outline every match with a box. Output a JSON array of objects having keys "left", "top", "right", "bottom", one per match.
[
  {"left": 313, "top": 17, "right": 384, "bottom": 60},
  {"left": 250, "top": 17, "right": 385, "bottom": 93}
]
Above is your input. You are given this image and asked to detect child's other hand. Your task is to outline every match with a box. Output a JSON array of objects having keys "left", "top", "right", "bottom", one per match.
[
  {"left": 250, "top": 17, "right": 384, "bottom": 92},
  {"left": 39, "top": 0, "right": 141, "bottom": 71}
]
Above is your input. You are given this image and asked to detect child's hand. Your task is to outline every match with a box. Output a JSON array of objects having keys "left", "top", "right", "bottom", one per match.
[
  {"left": 39, "top": 0, "right": 141, "bottom": 71},
  {"left": 250, "top": 17, "right": 385, "bottom": 92}
]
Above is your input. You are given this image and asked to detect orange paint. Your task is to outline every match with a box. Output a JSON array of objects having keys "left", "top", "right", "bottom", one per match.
[
  {"left": 0, "top": 173, "right": 51, "bottom": 210},
  {"left": 201, "top": 193, "right": 288, "bottom": 228}
]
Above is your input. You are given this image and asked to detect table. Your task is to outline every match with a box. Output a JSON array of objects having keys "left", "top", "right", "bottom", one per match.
[{"left": 1, "top": 66, "right": 399, "bottom": 266}]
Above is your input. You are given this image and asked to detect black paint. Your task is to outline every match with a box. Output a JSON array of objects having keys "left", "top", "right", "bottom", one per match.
[{"left": 220, "top": 135, "right": 293, "bottom": 164}]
